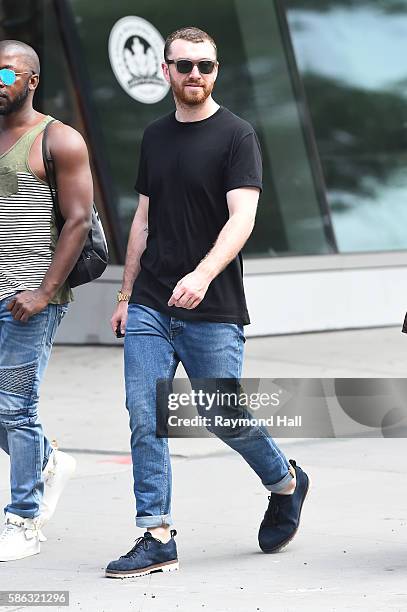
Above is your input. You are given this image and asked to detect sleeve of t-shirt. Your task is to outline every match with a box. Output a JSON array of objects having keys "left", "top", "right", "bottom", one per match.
[
  {"left": 134, "top": 133, "right": 149, "bottom": 196},
  {"left": 224, "top": 130, "right": 263, "bottom": 193}
]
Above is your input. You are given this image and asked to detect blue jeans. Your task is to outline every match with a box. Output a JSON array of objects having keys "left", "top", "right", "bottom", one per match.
[
  {"left": 124, "top": 304, "right": 292, "bottom": 528},
  {"left": 0, "top": 296, "right": 68, "bottom": 518}
]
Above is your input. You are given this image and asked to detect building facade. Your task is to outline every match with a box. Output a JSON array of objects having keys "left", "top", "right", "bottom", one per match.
[{"left": 2, "top": 0, "right": 407, "bottom": 342}]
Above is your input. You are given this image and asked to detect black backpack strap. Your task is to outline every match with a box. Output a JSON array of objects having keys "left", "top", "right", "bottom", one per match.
[{"left": 42, "top": 119, "right": 64, "bottom": 231}]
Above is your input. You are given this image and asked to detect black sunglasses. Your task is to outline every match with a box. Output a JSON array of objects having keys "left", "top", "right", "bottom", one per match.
[{"left": 166, "top": 59, "right": 216, "bottom": 74}]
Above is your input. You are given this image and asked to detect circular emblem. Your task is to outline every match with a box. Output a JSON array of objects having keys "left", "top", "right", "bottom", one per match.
[{"left": 108, "top": 16, "right": 170, "bottom": 104}]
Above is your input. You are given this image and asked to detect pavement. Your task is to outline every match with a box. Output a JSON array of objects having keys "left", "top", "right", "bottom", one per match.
[{"left": 0, "top": 326, "right": 407, "bottom": 612}]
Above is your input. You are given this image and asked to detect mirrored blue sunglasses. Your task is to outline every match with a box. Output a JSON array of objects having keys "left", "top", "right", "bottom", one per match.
[{"left": 0, "top": 69, "right": 32, "bottom": 86}]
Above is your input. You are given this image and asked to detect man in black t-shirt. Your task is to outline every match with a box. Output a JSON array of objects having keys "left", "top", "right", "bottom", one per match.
[{"left": 107, "top": 26, "right": 309, "bottom": 579}]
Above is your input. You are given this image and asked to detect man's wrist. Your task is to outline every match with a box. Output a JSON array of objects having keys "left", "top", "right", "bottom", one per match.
[
  {"left": 196, "top": 260, "right": 217, "bottom": 283},
  {"left": 38, "top": 285, "right": 55, "bottom": 301},
  {"left": 117, "top": 289, "right": 131, "bottom": 303}
]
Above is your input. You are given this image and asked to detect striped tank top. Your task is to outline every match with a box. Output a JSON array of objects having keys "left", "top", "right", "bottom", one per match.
[{"left": 0, "top": 115, "right": 72, "bottom": 304}]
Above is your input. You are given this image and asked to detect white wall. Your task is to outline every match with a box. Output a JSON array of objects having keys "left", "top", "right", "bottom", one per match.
[{"left": 56, "top": 255, "right": 407, "bottom": 344}]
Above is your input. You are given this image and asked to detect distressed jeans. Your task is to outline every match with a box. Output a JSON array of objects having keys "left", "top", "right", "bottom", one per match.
[
  {"left": 0, "top": 296, "right": 68, "bottom": 518},
  {"left": 124, "top": 304, "right": 293, "bottom": 528}
]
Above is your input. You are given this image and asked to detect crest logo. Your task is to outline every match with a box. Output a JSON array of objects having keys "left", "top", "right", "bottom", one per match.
[{"left": 108, "top": 16, "right": 170, "bottom": 104}]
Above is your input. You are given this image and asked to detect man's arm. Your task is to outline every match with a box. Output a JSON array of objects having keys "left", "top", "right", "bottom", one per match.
[
  {"left": 168, "top": 187, "right": 259, "bottom": 309},
  {"left": 110, "top": 194, "right": 149, "bottom": 335},
  {"left": 8, "top": 123, "right": 93, "bottom": 321}
]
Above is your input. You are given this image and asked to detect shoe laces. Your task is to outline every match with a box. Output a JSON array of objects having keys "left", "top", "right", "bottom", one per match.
[
  {"left": 44, "top": 452, "right": 58, "bottom": 486},
  {"left": 0, "top": 523, "right": 19, "bottom": 541},
  {"left": 1, "top": 515, "right": 41, "bottom": 541},
  {"left": 264, "top": 494, "right": 280, "bottom": 526},
  {"left": 122, "top": 534, "right": 159, "bottom": 559}
]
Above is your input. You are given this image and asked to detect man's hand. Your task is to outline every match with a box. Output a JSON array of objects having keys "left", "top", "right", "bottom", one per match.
[
  {"left": 111, "top": 301, "right": 129, "bottom": 336},
  {"left": 168, "top": 269, "right": 211, "bottom": 309},
  {"left": 7, "top": 289, "right": 50, "bottom": 322}
]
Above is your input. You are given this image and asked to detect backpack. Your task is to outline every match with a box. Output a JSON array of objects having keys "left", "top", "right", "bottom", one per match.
[{"left": 42, "top": 120, "right": 109, "bottom": 288}]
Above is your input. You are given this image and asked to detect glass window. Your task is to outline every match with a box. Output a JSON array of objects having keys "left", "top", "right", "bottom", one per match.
[
  {"left": 286, "top": 0, "right": 407, "bottom": 252},
  {"left": 64, "top": 0, "right": 334, "bottom": 258},
  {"left": 0, "top": 0, "right": 121, "bottom": 262}
]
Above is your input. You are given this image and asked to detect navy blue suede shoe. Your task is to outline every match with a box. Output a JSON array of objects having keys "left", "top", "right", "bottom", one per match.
[
  {"left": 258, "top": 459, "right": 310, "bottom": 553},
  {"left": 105, "top": 530, "right": 179, "bottom": 578}
]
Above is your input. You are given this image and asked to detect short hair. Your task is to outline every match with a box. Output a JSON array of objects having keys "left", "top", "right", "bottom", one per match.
[
  {"left": 164, "top": 27, "right": 217, "bottom": 62},
  {"left": 0, "top": 40, "right": 40, "bottom": 75}
]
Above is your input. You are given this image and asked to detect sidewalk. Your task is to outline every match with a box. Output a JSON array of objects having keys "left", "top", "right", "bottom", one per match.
[{"left": 0, "top": 327, "right": 406, "bottom": 612}]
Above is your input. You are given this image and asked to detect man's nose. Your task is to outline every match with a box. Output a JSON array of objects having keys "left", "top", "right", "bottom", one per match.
[{"left": 189, "top": 64, "right": 201, "bottom": 78}]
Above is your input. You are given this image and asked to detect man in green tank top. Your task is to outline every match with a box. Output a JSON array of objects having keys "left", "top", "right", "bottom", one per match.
[{"left": 0, "top": 40, "right": 93, "bottom": 561}]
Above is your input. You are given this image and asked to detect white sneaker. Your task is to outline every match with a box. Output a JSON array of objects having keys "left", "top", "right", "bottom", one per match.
[
  {"left": 0, "top": 513, "right": 41, "bottom": 561},
  {"left": 40, "top": 448, "right": 76, "bottom": 525}
]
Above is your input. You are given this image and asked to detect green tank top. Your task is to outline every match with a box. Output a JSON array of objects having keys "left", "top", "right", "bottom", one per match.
[{"left": 0, "top": 115, "right": 73, "bottom": 304}]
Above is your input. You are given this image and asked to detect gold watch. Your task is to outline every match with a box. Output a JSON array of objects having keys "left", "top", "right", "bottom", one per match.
[{"left": 117, "top": 290, "right": 130, "bottom": 303}]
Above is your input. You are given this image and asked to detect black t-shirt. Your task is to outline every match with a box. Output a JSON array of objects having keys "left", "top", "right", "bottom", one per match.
[{"left": 130, "top": 106, "right": 263, "bottom": 325}]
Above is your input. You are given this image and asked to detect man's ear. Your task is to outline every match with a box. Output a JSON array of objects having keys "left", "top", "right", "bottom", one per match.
[
  {"left": 29, "top": 74, "right": 39, "bottom": 92},
  {"left": 162, "top": 62, "right": 170, "bottom": 84}
]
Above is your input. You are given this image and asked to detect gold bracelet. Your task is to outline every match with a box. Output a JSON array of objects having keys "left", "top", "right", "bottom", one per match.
[{"left": 117, "top": 290, "right": 130, "bottom": 302}]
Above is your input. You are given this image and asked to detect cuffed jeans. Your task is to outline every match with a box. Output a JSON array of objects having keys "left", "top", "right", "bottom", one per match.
[
  {"left": 124, "top": 304, "right": 292, "bottom": 528},
  {"left": 0, "top": 296, "right": 68, "bottom": 518}
]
